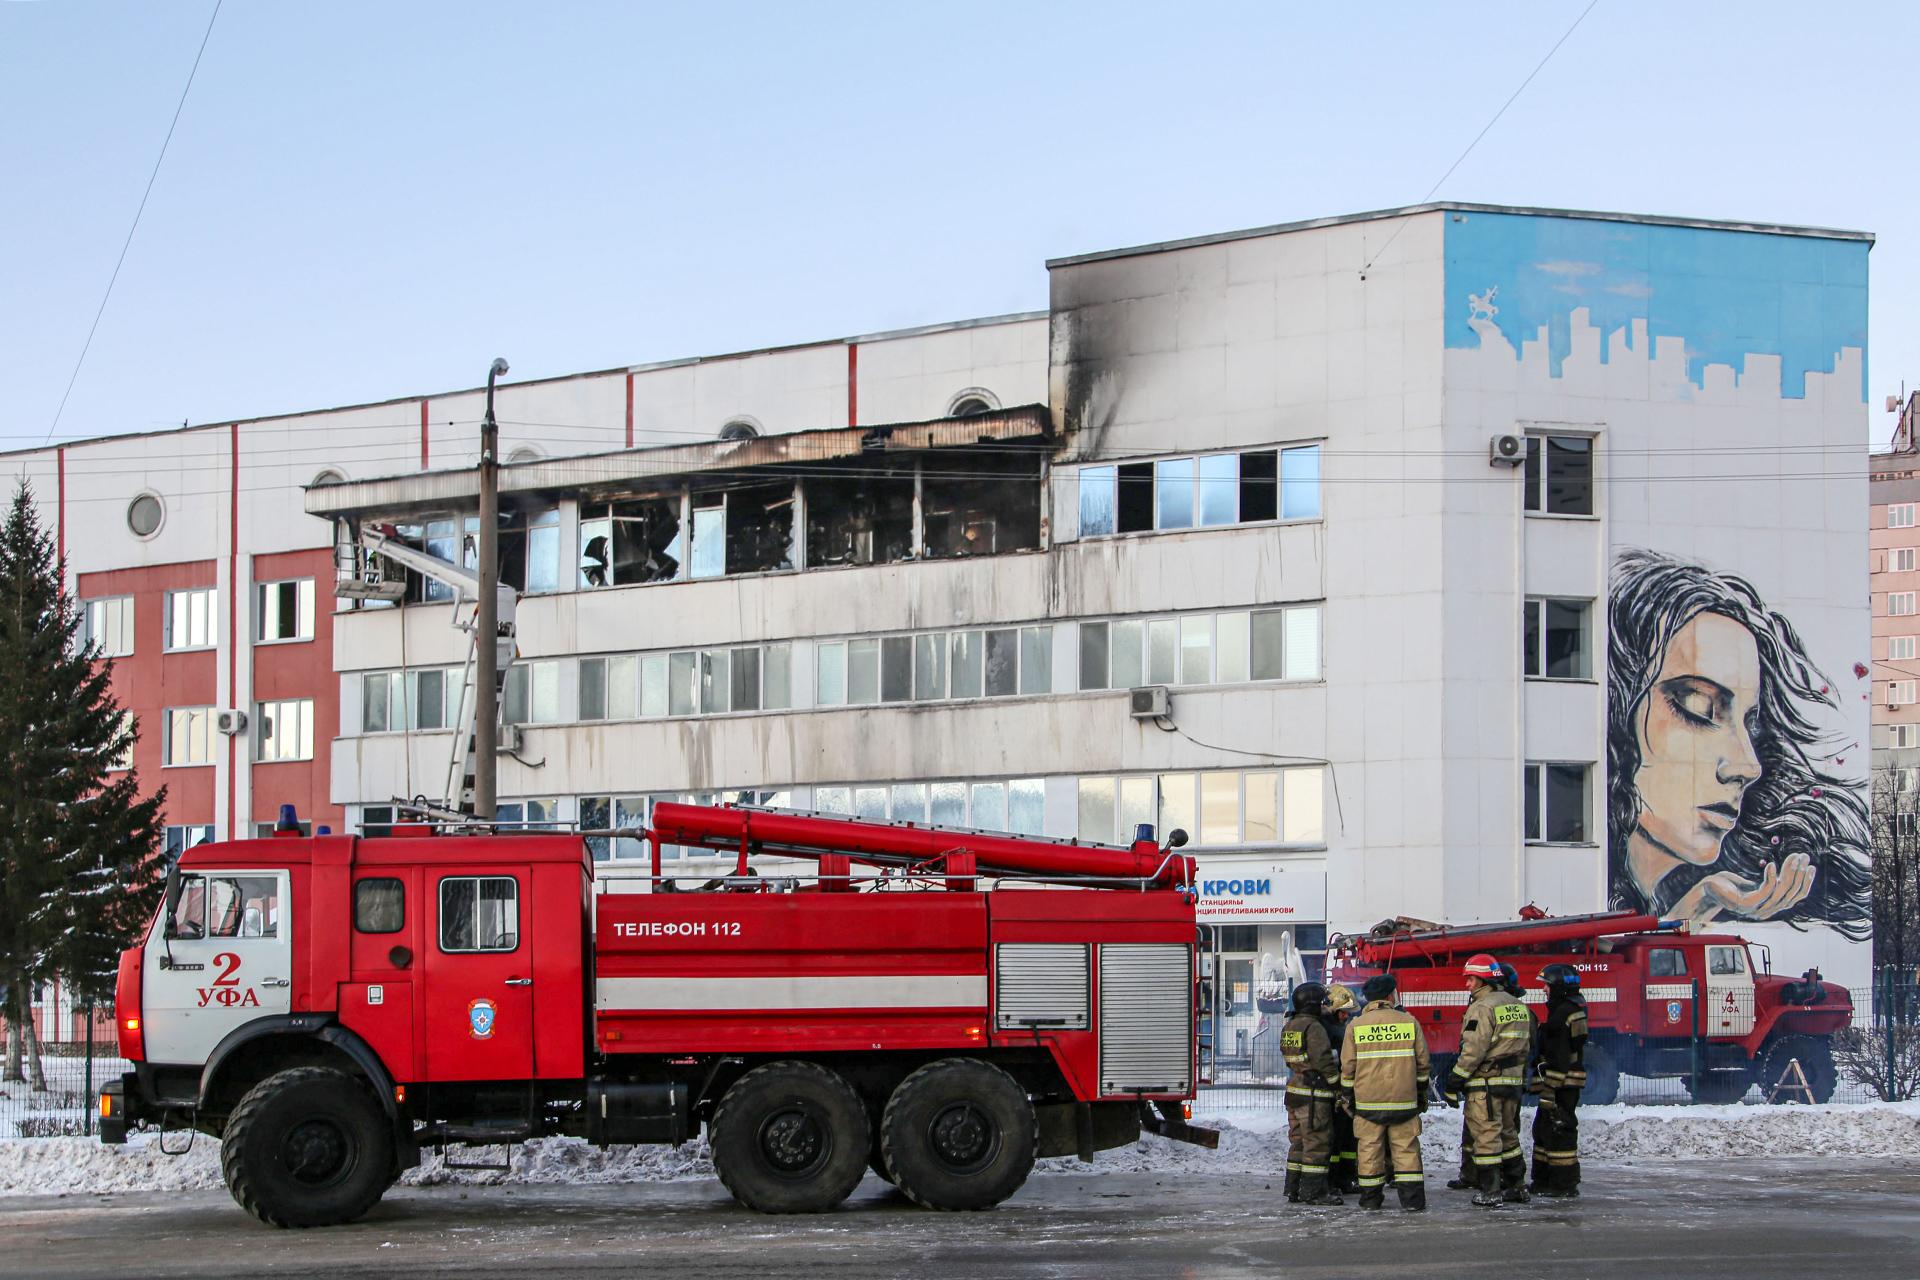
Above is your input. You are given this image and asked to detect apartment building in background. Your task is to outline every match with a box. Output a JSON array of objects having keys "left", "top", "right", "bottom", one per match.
[
  {"left": 1872, "top": 391, "right": 1920, "bottom": 810},
  {"left": 13, "top": 202, "right": 1878, "bottom": 1050}
]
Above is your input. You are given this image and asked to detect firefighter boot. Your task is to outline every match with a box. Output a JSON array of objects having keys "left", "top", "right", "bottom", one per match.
[
  {"left": 1284, "top": 1170, "right": 1300, "bottom": 1203},
  {"left": 1446, "top": 1174, "right": 1475, "bottom": 1190},
  {"left": 1299, "top": 1174, "right": 1345, "bottom": 1207},
  {"left": 1501, "top": 1182, "right": 1532, "bottom": 1205},
  {"left": 1396, "top": 1182, "right": 1427, "bottom": 1213},
  {"left": 1358, "top": 1183, "right": 1384, "bottom": 1210},
  {"left": 1472, "top": 1168, "right": 1502, "bottom": 1208}
]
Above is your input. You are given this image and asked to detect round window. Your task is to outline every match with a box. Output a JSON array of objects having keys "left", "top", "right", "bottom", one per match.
[{"left": 127, "top": 493, "right": 163, "bottom": 538}]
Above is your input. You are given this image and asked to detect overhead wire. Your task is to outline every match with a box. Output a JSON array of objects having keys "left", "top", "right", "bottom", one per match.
[{"left": 43, "top": 0, "right": 224, "bottom": 444}]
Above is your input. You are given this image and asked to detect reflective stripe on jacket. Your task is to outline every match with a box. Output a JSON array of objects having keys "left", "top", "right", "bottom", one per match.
[
  {"left": 1282, "top": 1013, "right": 1341, "bottom": 1098},
  {"left": 1339, "top": 999, "right": 1431, "bottom": 1114},
  {"left": 1451, "top": 985, "right": 1533, "bottom": 1087}
]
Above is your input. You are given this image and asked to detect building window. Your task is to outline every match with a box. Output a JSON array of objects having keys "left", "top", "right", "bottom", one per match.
[
  {"left": 1900, "top": 813, "right": 1920, "bottom": 838},
  {"left": 1893, "top": 593, "right": 1918, "bottom": 617},
  {"left": 1081, "top": 605, "right": 1320, "bottom": 690},
  {"left": 1894, "top": 725, "right": 1920, "bottom": 749},
  {"left": 503, "top": 660, "right": 562, "bottom": 725},
  {"left": 80, "top": 596, "right": 135, "bottom": 657},
  {"left": 1523, "top": 598, "right": 1591, "bottom": 679},
  {"left": 164, "top": 824, "right": 215, "bottom": 859},
  {"left": 1892, "top": 504, "right": 1917, "bottom": 530},
  {"left": 947, "top": 389, "right": 998, "bottom": 417},
  {"left": 358, "top": 805, "right": 396, "bottom": 838},
  {"left": 1077, "top": 767, "right": 1324, "bottom": 847},
  {"left": 1893, "top": 636, "right": 1918, "bottom": 662},
  {"left": 127, "top": 493, "right": 164, "bottom": 538},
  {"left": 719, "top": 418, "right": 762, "bottom": 441},
  {"left": 164, "top": 588, "right": 217, "bottom": 651},
  {"left": 163, "top": 707, "right": 215, "bottom": 766},
  {"left": 255, "top": 580, "right": 315, "bottom": 643},
  {"left": 107, "top": 711, "right": 134, "bottom": 771},
  {"left": 1897, "top": 768, "right": 1920, "bottom": 796},
  {"left": 253, "top": 819, "right": 314, "bottom": 837},
  {"left": 579, "top": 497, "right": 683, "bottom": 587},
  {"left": 1524, "top": 435, "right": 1594, "bottom": 516},
  {"left": 1897, "top": 549, "right": 1918, "bottom": 573},
  {"left": 496, "top": 799, "right": 561, "bottom": 829},
  {"left": 815, "top": 626, "right": 1054, "bottom": 708},
  {"left": 361, "top": 669, "right": 451, "bottom": 733},
  {"left": 1890, "top": 681, "right": 1917, "bottom": 706},
  {"left": 1076, "top": 444, "right": 1319, "bottom": 537},
  {"left": 1524, "top": 762, "right": 1591, "bottom": 843},
  {"left": 254, "top": 698, "right": 315, "bottom": 762}
]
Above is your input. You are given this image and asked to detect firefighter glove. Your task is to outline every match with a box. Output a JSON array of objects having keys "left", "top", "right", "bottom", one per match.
[
  {"left": 1336, "top": 1090, "right": 1354, "bottom": 1117},
  {"left": 1443, "top": 1086, "right": 1461, "bottom": 1108}
]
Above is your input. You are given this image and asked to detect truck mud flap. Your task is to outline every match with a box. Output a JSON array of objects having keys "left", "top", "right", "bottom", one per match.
[
  {"left": 1035, "top": 1101, "right": 1143, "bottom": 1161},
  {"left": 1139, "top": 1099, "right": 1219, "bottom": 1150}
]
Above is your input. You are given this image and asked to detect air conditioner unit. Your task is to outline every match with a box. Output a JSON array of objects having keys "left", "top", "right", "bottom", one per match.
[
  {"left": 1489, "top": 433, "right": 1526, "bottom": 467},
  {"left": 215, "top": 709, "right": 248, "bottom": 736},
  {"left": 496, "top": 722, "right": 522, "bottom": 754},
  {"left": 1129, "top": 686, "right": 1170, "bottom": 720}
]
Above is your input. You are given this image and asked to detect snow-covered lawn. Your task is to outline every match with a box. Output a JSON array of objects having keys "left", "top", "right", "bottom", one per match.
[{"left": 3, "top": 1100, "right": 1916, "bottom": 1197}]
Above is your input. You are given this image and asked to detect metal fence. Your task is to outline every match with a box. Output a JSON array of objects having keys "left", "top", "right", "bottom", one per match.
[
  {"left": 0, "top": 1033, "right": 126, "bottom": 1139},
  {"left": 1201, "top": 973, "right": 1920, "bottom": 1115}
]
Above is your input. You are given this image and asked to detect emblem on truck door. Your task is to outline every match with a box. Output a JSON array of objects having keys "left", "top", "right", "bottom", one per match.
[{"left": 468, "top": 997, "right": 497, "bottom": 1040}]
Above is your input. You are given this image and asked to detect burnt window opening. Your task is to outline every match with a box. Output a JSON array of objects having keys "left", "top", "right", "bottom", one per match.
[
  {"left": 389, "top": 508, "right": 558, "bottom": 601},
  {"left": 920, "top": 451, "right": 1042, "bottom": 560},
  {"left": 1116, "top": 462, "right": 1155, "bottom": 533},
  {"left": 688, "top": 479, "right": 796, "bottom": 579},
  {"left": 580, "top": 497, "right": 682, "bottom": 587},
  {"left": 804, "top": 460, "right": 915, "bottom": 568}
]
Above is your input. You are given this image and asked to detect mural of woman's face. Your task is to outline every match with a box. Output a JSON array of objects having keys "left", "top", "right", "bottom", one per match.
[{"left": 1633, "top": 611, "right": 1763, "bottom": 865}]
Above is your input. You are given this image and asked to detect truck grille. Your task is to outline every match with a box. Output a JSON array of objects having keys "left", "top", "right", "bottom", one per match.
[
  {"left": 995, "top": 944, "right": 1089, "bottom": 1031},
  {"left": 1098, "top": 943, "right": 1192, "bottom": 1094}
]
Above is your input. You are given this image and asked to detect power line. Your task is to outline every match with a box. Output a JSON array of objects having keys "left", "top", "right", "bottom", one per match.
[
  {"left": 1361, "top": 0, "right": 1602, "bottom": 276},
  {"left": 44, "top": 0, "right": 224, "bottom": 445}
]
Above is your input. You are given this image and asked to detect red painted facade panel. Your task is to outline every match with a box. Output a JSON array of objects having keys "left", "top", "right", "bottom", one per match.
[{"left": 250, "top": 546, "right": 343, "bottom": 833}]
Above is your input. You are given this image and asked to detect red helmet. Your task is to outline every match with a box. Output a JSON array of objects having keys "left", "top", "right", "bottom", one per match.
[{"left": 1462, "top": 953, "right": 1503, "bottom": 981}]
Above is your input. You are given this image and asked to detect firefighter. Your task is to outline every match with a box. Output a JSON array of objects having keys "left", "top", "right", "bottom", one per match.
[
  {"left": 1528, "top": 962, "right": 1589, "bottom": 1197},
  {"left": 1442, "top": 953, "right": 1532, "bottom": 1206},
  {"left": 1446, "top": 963, "right": 1531, "bottom": 1194},
  {"left": 1339, "top": 973, "right": 1430, "bottom": 1212},
  {"left": 1498, "top": 962, "right": 1537, "bottom": 1192},
  {"left": 1281, "top": 982, "right": 1344, "bottom": 1205},
  {"left": 1321, "top": 984, "right": 1360, "bottom": 1195}
]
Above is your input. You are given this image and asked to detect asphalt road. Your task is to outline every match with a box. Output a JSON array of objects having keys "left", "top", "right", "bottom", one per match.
[{"left": 7, "top": 1159, "right": 1919, "bottom": 1279}]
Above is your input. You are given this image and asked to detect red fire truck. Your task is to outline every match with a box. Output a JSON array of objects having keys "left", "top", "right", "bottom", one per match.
[
  {"left": 98, "top": 804, "right": 1214, "bottom": 1227},
  {"left": 1328, "top": 911, "right": 1853, "bottom": 1104}
]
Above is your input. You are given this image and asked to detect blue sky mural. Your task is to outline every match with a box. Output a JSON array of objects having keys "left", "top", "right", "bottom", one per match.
[{"left": 1443, "top": 211, "right": 1868, "bottom": 399}]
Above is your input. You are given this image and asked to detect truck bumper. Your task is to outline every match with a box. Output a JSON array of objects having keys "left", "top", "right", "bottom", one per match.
[{"left": 97, "top": 1077, "right": 131, "bottom": 1145}]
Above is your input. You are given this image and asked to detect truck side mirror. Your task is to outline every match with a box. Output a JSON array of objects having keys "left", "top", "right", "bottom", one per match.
[
  {"left": 1165, "top": 828, "right": 1189, "bottom": 850},
  {"left": 162, "top": 858, "right": 183, "bottom": 939}
]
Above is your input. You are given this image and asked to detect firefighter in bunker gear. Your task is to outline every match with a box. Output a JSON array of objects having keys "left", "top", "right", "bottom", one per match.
[
  {"left": 1447, "top": 963, "right": 1530, "bottom": 1191},
  {"left": 1443, "top": 954, "right": 1533, "bottom": 1206},
  {"left": 1341, "top": 974, "right": 1430, "bottom": 1212},
  {"left": 1282, "top": 983, "right": 1345, "bottom": 1205},
  {"left": 1529, "top": 963, "right": 1589, "bottom": 1197},
  {"left": 1321, "top": 983, "right": 1360, "bottom": 1194}
]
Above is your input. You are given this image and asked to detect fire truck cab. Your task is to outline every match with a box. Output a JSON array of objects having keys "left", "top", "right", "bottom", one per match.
[{"left": 101, "top": 807, "right": 1212, "bottom": 1227}]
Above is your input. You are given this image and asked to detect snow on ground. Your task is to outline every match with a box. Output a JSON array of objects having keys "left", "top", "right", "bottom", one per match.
[{"left": 3, "top": 1100, "right": 1917, "bottom": 1197}]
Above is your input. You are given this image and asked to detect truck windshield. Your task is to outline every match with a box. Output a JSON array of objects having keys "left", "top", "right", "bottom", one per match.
[{"left": 1709, "top": 947, "right": 1747, "bottom": 976}]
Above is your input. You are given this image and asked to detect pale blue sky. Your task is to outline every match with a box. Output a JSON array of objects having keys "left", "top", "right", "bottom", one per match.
[{"left": 5, "top": 1, "right": 1916, "bottom": 448}]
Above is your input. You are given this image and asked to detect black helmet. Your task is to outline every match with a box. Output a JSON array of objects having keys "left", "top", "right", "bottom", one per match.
[
  {"left": 1361, "top": 974, "right": 1398, "bottom": 1003},
  {"left": 1540, "top": 963, "right": 1582, "bottom": 992},
  {"left": 1499, "top": 963, "right": 1525, "bottom": 997},
  {"left": 1290, "top": 982, "right": 1328, "bottom": 1014}
]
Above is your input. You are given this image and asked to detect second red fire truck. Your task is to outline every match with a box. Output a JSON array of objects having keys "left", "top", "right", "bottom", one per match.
[{"left": 99, "top": 804, "right": 1214, "bottom": 1227}]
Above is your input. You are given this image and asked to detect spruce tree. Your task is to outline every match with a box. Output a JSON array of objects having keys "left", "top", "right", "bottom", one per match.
[{"left": 0, "top": 481, "right": 163, "bottom": 1087}]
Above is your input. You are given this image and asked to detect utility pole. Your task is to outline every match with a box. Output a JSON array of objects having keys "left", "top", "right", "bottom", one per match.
[{"left": 474, "top": 357, "right": 509, "bottom": 821}]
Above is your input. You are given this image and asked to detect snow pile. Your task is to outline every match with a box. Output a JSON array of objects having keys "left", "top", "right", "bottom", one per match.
[{"left": 4, "top": 1101, "right": 1917, "bottom": 1196}]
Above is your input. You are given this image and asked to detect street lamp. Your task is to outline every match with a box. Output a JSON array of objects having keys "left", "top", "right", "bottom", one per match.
[{"left": 474, "top": 357, "right": 509, "bottom": 820}]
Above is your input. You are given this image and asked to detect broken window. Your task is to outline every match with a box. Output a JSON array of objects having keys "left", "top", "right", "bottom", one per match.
[
  {"left": 723, "top": 480, "right": 797, "bottom": 575},
  {"left": 803, "top": 459, "right": 914, "bottom": 568},
  {"left": 920, "top": 451, "right": 1042, "bottom": 560},
  {"left": 1116, "top": 463, "right": 1154, "bottom": 533},
  {"left": 580, "top": 497, "right": 682, "bottom": 587}
]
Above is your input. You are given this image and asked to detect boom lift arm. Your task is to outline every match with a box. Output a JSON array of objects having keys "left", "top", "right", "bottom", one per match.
[{"left": 334, "top": 520, "right": 522, "bottom": 816}]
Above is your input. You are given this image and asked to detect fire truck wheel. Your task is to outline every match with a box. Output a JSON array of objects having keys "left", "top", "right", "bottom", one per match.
[
  {"left": 1761, "top": 1035, "right": 1837, "bottom": 1103},
  {"left": 709, "top": 1062, "right": 870, "bottom": 1213},
  {"left": 1580, "top": 1041, "right": 1621, "bottom": 1106},
  {"left": 221, "top": 1066, "right": 395, "bottom": 1228},
  {"left": 880, "top": 1059, "right": 1036, "bottom": 1211}
]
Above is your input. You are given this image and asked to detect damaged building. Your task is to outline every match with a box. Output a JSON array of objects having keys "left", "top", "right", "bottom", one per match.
[{"left": 12, "top": 201, "right": 1870, "bottom": 1052}]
